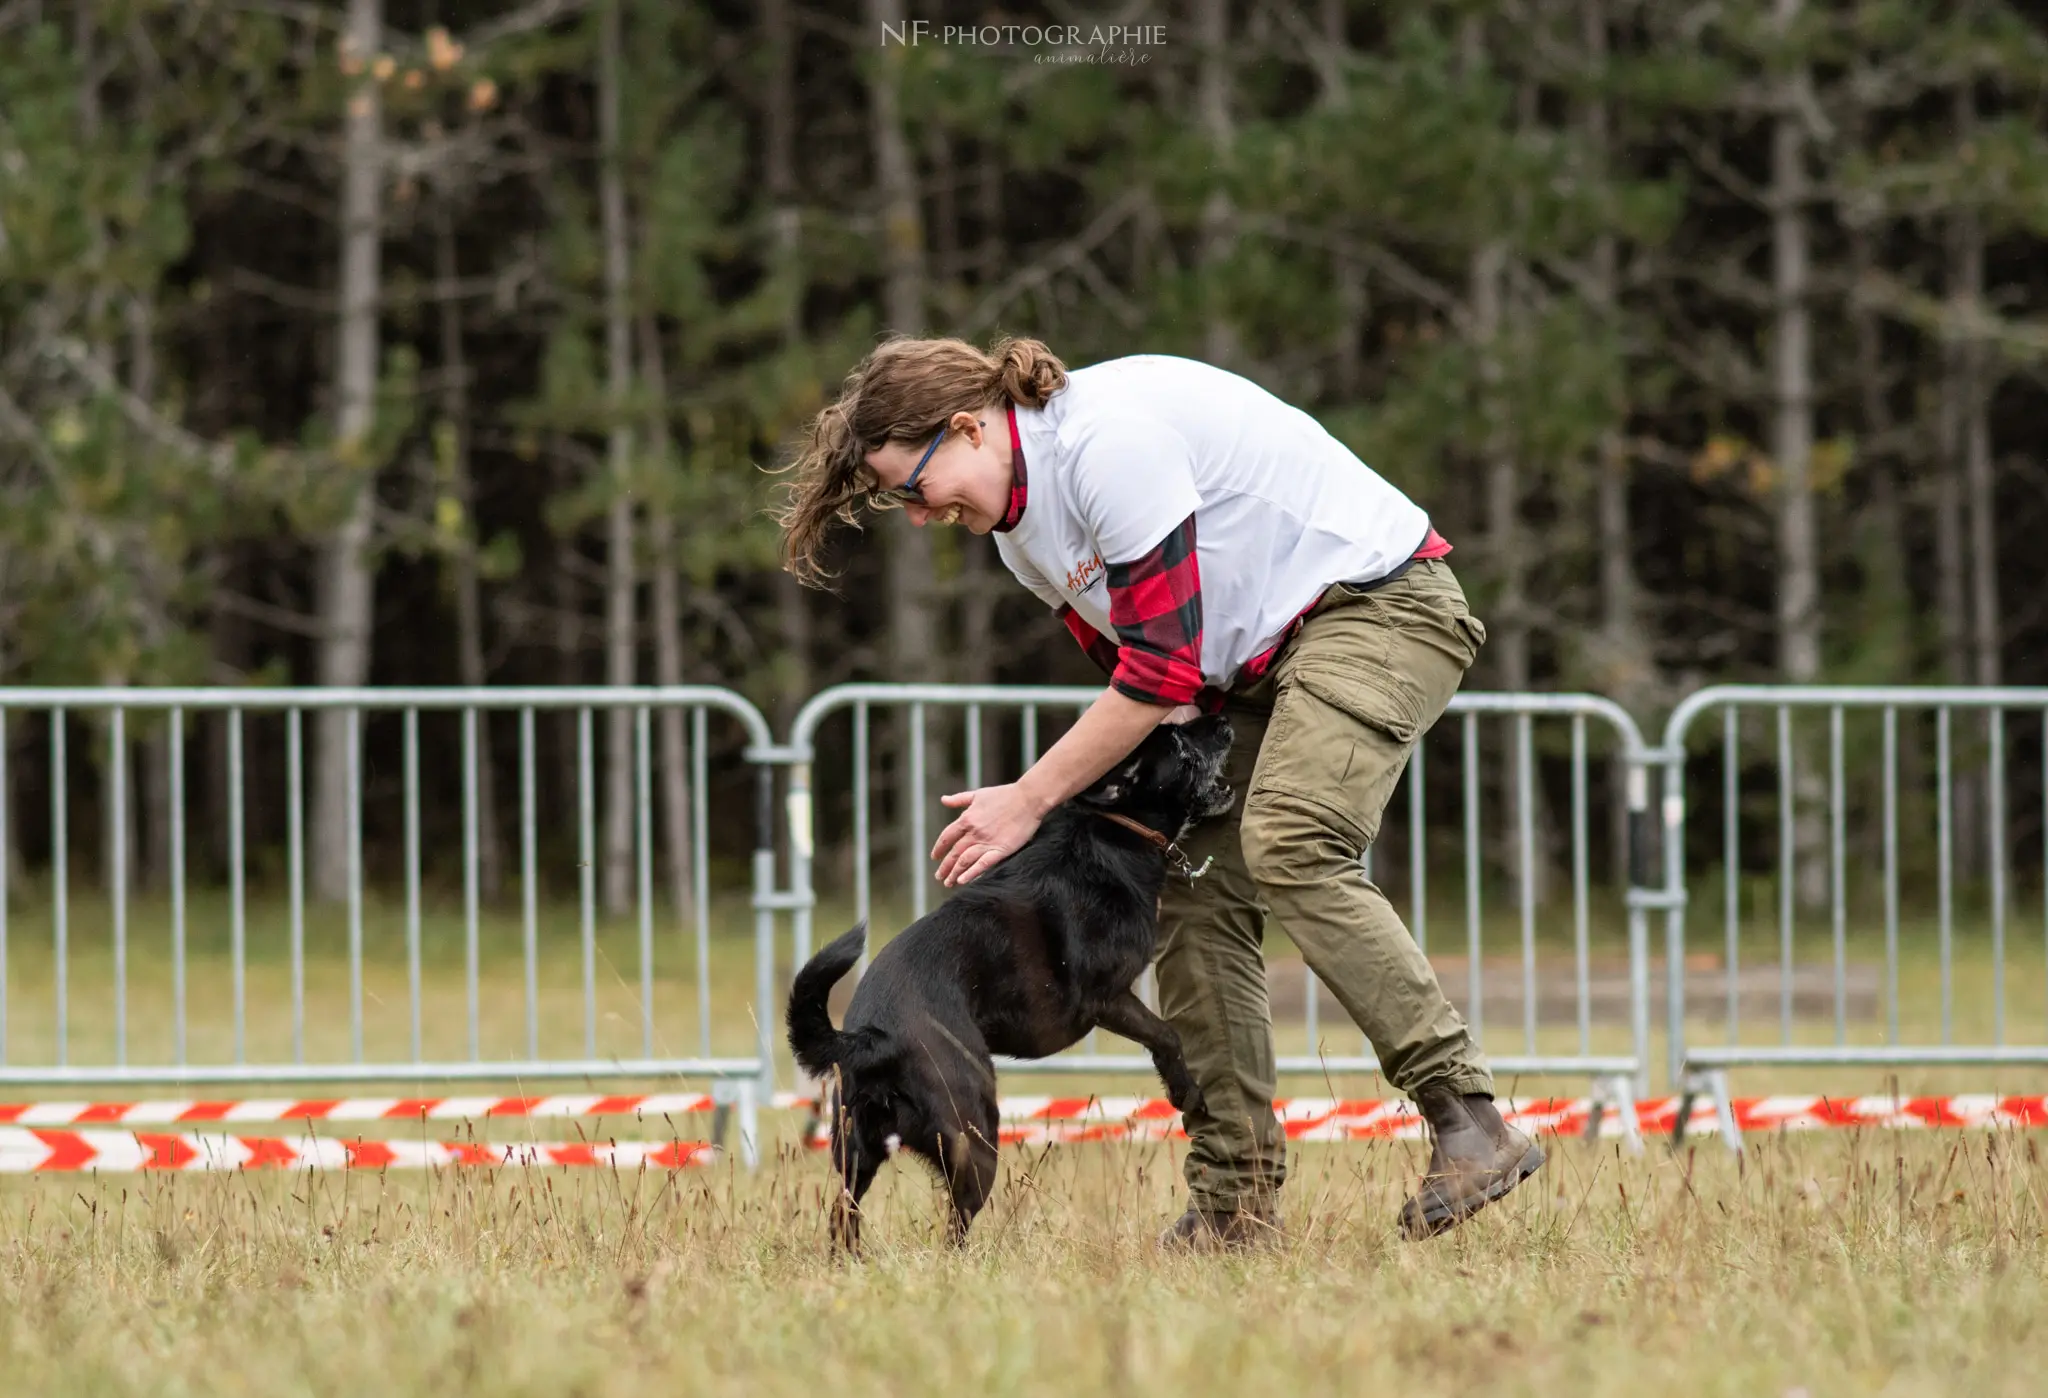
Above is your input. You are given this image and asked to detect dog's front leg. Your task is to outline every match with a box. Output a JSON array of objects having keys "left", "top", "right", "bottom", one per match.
[
  {"left": 831, "top": 1136, "right": 880, "bottom": 1257},
  {"left": 1095, "top": 991, "right": 1207, "bottom": 1118}
]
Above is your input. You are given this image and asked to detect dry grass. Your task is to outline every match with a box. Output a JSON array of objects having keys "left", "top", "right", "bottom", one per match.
[
  {"left": 0, "top": 890, "right": 2044, "bottom": 1392},
  {"left": 0, "top": 1127, "right": 2044, "bottom": 1396}
]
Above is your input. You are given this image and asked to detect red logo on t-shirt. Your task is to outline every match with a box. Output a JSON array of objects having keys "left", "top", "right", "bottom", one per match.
[{"left": 1065, "top": 553, "right": 1105, "bottom": 594}]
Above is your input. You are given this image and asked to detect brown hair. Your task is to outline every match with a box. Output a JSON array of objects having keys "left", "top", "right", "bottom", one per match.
[{"left": 770, "top": 335, "right": 1068, "bottom": 587}]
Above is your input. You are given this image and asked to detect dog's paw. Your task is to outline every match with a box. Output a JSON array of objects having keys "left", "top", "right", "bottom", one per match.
[{"left": 1168, "top": 1081, "right": 1207, "bottom": 1118}]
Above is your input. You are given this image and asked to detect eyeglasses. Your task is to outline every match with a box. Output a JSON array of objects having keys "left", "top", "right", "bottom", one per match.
[{"left": 889, "top": 427, "right": 946, "bottom": 504}]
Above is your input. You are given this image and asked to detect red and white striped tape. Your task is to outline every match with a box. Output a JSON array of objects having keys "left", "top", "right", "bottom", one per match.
[
  {"left": 0, "top": 1094, "right": 735, "bottom": 1127},
  {"left": 1, "top": 1094, "right": 2039, "bottom": 1170},
  {"left": 798, "top": 1094, "right": 2048, "bottom": 1148},
  {"left": 0, "top": 1127, "right": 717, "bottom": 1173}
]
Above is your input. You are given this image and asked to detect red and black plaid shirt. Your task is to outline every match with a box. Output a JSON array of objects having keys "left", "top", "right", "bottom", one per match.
[
  {"left": 1003, "top": 407, "right": 1206, "bottom": 706},
  {"left": 1058, "top": 514, "right": 1208, "bottom": 707}
]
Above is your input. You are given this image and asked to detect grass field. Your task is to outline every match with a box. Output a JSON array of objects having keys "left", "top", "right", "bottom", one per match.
[
  {"left": 0, "top": 887, "right": 2042, "bottom": 1392},
  {"left": 0, "top": 1128, "right": 2043, "bottom": 1395}
]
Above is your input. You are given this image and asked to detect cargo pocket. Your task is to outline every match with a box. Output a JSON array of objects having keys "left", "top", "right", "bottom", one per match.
[
  {"left": 1247, "top": 659, "right": 1425, "bottom": 850},
  {"left": 1453, "top": 611, "right": 1487, "bottom": 662}
]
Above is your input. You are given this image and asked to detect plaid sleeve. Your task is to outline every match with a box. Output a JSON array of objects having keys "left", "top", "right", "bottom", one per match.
[
  {"left": 1056, "top": 604, "right": 1122, "bottom": 679},
  {"left": 1103, "top": 513, "right": 1205, "bottom": 707}
]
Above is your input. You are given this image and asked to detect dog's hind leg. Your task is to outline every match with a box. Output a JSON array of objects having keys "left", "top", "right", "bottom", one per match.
[
  {"left": 1095, "top": 991, "right": 1207, "bottom": 1117},
  {"left": 940, "top": 1104, "right": 1001, "bottom": 1246}
]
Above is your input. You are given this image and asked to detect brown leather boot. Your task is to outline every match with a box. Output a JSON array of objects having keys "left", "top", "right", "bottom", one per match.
[
  {"left": 1155, "top": 1201, "right": 1283, "bottom": 1253},
  {"left": 1398, "top": 1087, "right": 1545, "bottom": 1240}
]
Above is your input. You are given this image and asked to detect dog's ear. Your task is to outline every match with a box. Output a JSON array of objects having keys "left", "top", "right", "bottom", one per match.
[{"left": 1078, "top": 752, "right": 1146, "bottom": 807}]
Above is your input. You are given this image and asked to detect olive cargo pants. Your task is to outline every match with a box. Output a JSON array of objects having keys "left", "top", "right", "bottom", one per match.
[{"left": 1155, "top": 558, "right": 1492, "bottom": 1215}]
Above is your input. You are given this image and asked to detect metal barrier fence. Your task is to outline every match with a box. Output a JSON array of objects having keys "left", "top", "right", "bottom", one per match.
[
  {"left": 0, "top": 687, "right": 777, "bottom": 1163},
  {"left": 34, "top": 679, "right": 2038, "bottom": 1163},
  {"left": 776, "top": 684, "right": 1656, "bottom": 1139},
  {"left": 1657, "top": 686, "right": 2048, "bottom": 1148}
]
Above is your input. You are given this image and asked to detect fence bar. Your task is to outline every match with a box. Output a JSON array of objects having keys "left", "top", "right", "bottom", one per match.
[
  {"left": 1517, "top": 713, "right": 1537, "bottom": 1055},
  {"left": 1829, "top": 705, "right": 1845, "bottom": 1046},
  {"left": 403, "top": 708, "right": 422, "bottom": 1063},
  {"left": 346, "top": 708, "right": 362, "bottom": 1063},
  {"left": 854, "top": 701, "right": 871, "bottom": 973},
  {"left": 578, "top": 708, "right": 597, "bottom": 1059},
  {"left": 1409, "top": 740, "right": 1426, "bottom": 953},
  {"left": 753, "top": 763, "right": 777, "bottom": 1112},
  {"left": 110, "top": 708, "right": 126, "bottom": 1066},
  {"left": 0, "top": 711, "right": 6, "bottom": 1063},
  {"left": 230, "top": 709, "right": 246, "bottom": 1063},
  {"left": 1303, "top": 961, "right": 1319, "bottom": 1058},
  {"left": 965, "top": 703, "right": 982, "bottom": 790},
  {"left": 1724, "top": 706, "right": 1739, "bottom": 1043},
  {"left": 1990, "top": 709, "right": 2006, "bottom": 1044},
  {"left": 522, "top": 707, "right": 540, "bottom": 1060},
  {"left": 910, "top": 702, "right": 928, "bottom": 921},
  {"left": 692, "top": 706, "right": 711, "bottom": 1058},
  {"left": 285, "top": 709, "right": 302, "bottom": 1064},
  {"left": 1883, "top": 707, "right": 1898, "bottom": 1046},
  {"left": 464, "top": 707, "right": 481, "bottom": 1060},
  {"left": 172, "top": 710, "right": 188, "bottom": 1065},
  {"left": 1776, "top": 706, "right": 1792, "bottom": 1046},
  {"left": 51, "top": 710, "right": 65, "bottom": 1067},
  {"left": 1571, "top": 715, "right": 1590, "bottom": 1056},
  {"left": 1938, "top": 706, "right": 1953, "bottom": 1044},
  {"left": 636, "top": 705, "right": 655, "bottom": 1060},
  {"left": 1463, "top": 712, "right": 1481, "bottom": 1038},
  {"left": 1021, "top": 706, "right": 1039, "bottom": 769}
]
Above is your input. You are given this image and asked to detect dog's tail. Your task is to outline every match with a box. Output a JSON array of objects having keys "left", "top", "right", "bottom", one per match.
[{"left": 786, "top": 921, "right": 869, "bottom": 1077}]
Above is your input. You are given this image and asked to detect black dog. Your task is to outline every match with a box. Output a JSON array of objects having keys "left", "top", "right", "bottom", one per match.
[{"left": 786, "top": 714, "right": 1236, "bottom": 1249}]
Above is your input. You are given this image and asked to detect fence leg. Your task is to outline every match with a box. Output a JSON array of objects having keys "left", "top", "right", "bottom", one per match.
[
  {"left": 1583, "top": 1074, "right": 1644, "bottom": 1156},
  {"left": 1671, "top": 1074, "right": 1700, "bottom": 1150},
  {"left": 710, "top": 1079, "right": 734, "bottom": 1153},
  {"left": 736, "top": 1080, "right": 760, "bottom": 1171},
  {"left": 1705, "top": 1070, "right": 1741, "bottom": 1154},
  {"left": 1674, "top": 1069, "right": 1740, "bottom": 1154}
]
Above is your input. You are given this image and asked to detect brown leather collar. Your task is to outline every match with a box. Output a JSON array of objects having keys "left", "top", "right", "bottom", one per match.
[{"left": 1095, "top": 811, "right": 1213, "bottom": 882}]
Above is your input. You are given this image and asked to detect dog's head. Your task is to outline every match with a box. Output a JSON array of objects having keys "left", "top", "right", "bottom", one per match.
[{"left": 1077, "top": 712, "right": 1236, "bottom": 837}]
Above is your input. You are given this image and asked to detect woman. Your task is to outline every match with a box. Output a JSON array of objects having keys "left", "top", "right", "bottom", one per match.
[{"left": 775, "top": 336, "right": 1544, "bottom": 1246}]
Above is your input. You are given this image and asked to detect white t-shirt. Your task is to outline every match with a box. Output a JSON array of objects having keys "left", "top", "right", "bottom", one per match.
[{"left": 994, "top": 355, "right": 1432, "bottom": 686}]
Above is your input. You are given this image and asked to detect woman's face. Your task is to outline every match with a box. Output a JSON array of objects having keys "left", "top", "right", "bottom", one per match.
[{"left": 864, "top": 408, "right": 1011, "bottom": 534}]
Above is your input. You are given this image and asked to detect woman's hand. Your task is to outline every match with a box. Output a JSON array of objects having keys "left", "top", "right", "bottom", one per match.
[{"left": 931, "top": 783, "right": 1046, "bottom": 887}]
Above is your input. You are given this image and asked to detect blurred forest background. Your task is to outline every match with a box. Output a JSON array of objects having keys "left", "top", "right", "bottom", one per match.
[{"left": 4, "top": 0, "right": 2048, "bottom": 902}]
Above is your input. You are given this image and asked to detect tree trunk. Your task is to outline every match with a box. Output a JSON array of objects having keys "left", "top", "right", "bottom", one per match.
[
  {"left": 1473, "top": 245, "right": 1527, "bottom": 694},
  {"left": 598, "top": 0, "right": 638, "bottom": 916},
  {"left": 764, "top": 0, "right": 811, "bottom": 734},
  {"left": 639, "top": 310, "right": 695, "bottom": 930},
  {"left": 1769, "top": 0, "right": 1826, "bottom": 907},
  {"left": 865, "top": 0, "right": 944, "bottom": 886},
  {"left": 1848, "top": 222, "right": 1915, "bottom": 872},
  {"left": 1848, "top": 225, "right": 1909, "bottom": 672},
  {"left": 1770, "top": 0, "right": 1820, "bottom": 686},
  {"left": 1943, "top": 87, "right": 1995, "bottom": 885},
  {"left": 1577, "top": 0, "right": 1656, "bottom": 884},
  {"left": 314, "top": 0, "right": 384, "bottom": 903},
  {"left": 1954, "top": 91, "right": 1999, "bottom": 690},
  {"left": 435, "top": 199, "right": 503, "bottom": 900},
  {"left": 1195, "top": 0, "right": 1236, "bottom": 368},
  {"left": 1320, "top": 0, "right": 1366, "bottom": 402}
]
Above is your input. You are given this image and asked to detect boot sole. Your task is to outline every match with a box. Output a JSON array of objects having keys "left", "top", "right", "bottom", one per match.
[{"left": 1400, "top": 1140, "right": 1547, "bottom": 1240}]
